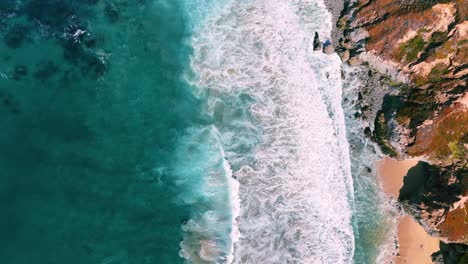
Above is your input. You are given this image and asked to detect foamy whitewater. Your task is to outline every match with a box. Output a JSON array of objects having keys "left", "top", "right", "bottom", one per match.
[{"left": 183, "top": 0, "right": 356, "bottom": 263}]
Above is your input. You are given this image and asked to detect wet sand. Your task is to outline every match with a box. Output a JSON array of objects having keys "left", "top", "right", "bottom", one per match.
[{"left": 377, "top": 157, "right": 440, "bottom": 264}]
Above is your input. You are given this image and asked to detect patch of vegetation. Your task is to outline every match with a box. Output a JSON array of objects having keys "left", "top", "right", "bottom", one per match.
[
  {"left": 442, "top": 40, "right": 457, "bottom": 54},
  {"left": 387, "top": 80, "right": 402, "bottom": 87},
  {"left": 380, "top": 74, "right": 401, "bottom": 87},
  {"left": 396, "top": 83, "right": 413, "bottom": 96},
  {"left": 393, "top": 87, "right": 438, "bottom": 135},
  {"left": 434, "top": 48, "right": 450, "bottom": 60},
  {"left": 408, "top": 88, "right": 435, "bottom": 103},
  {"left": 459, "top": 253, "right": 468, "bottom": 264},
  {"left": 395, "top": 88, "right": 437, "bottom": 136},
  {"left": 428, "top": 63, "right": 450, "bottom": 83},
  {"left": 430, "top": 31, "right": 448, "bottom": 44},
  {"left": 372, "top": 95, "right": 406, "bottom": 157},
  {"left": 397, "top": 34, "right": 426, "bottom": 62},
  {"left": 457, "top": 39, "right": 468, "bottom": 46},
  {"left": 381, "top": 76, "right": 406, "bottom": 88},
  {"left": 373, "top": 111, "right": 398, "bottom": 157},
  {"left": 448, "top": 141, "right": 465, "bottom": 160},
  {"left": 398, "top": 103, "right": 435, "bottom": 135},
  {"left": 414, "top": 74, "right": 428, "bottom": 86},
  {"left": 413, "top": 112, "right": 468, "bottom": 160}
]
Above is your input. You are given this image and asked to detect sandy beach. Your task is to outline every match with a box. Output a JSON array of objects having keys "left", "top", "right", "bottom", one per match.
[
  {"left": 377, "top": 157, "right": 419, "bottom": 198},
  {"left": 395, "top": 216, "right": 440, "bottom": 264},
  {"left": 377, "top": 157, "right": 440, "bottom": 264}
]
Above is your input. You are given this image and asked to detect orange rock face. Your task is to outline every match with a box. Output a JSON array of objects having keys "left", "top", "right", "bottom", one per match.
[
  {"left": 437, "top": 200, "right": 468, "bottom": 244},
  {"left": 342, "top": 0, "right": 468, "bottom": 162},
  {"left": 339, "top": 0, "right": 468, "bottom": 248},
  {"left": 356, "top": 1, "right": 466, "bottom": 91},
  {"left": 407, "top": 102, "right": 468, "bottom": 163}
]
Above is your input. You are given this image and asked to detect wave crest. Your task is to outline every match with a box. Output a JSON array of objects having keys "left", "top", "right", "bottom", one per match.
[{"left": 189, "top": 0, "right": 355, "bottom": 263}]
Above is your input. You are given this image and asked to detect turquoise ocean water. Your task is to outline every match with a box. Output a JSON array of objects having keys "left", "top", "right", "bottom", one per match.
[
  {"left": 0, "top": 1, "right": 235, "bottom": 263},
  {"left": 1, "top": 0, "right": 389, "bottom": 263}
]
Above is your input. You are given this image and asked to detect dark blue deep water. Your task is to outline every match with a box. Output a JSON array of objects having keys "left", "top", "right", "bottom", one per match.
[{"left": 0, "top": 1, "right": 221, "bottom": 263}]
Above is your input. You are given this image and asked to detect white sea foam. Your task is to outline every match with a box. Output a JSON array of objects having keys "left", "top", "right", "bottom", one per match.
[
  {"left": 218, "top": 132, "right": 242, "bottom": 264},
  {"left": 190, "top": 0, "right": 355, "bottom": 263},
  {"left": 176, "top": 127, "right": 235, "bottom": 264}
]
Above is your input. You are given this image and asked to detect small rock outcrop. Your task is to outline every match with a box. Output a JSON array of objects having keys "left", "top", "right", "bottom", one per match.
[{"left": 313, "top": 32, "right": 322, "bottom": 51}]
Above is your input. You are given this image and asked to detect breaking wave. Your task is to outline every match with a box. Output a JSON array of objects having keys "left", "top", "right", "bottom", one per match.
[{"left": 183, "top": 0, "right": 356, "bottom": 263}]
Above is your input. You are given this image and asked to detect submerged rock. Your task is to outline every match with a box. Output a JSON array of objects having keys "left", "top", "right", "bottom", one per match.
[
  {"left": 3, "top": 24, "right": 30, "bottom": 49},
  {"left": 33, "top": 60, "right": 60, "bottom": 81},
  {"left": 0, "top": 91, "right": 20, "bottom": 114},
  {"left": 12, "top": 65, "right": 28, "bottom": 81},
  {"left": 104, "top": 2, "right": 120, "bottom": 23}
]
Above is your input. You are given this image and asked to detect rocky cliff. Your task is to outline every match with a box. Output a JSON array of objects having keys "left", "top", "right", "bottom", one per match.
[{"left": 336, "top": 0, "right": 467, "bottom": 262}]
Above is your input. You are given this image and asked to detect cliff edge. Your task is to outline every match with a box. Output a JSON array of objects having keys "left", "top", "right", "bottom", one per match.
[{"left": 336, "top": 0, "right": 467, "bottom": 262}]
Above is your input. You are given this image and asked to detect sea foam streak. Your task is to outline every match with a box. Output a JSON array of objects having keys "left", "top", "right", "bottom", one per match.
[
  {"left": 190, "top": 0, "right": 355, "bottom": 263},
  {"left": 176, "top": 126, "right": 237, "bottom": 263}
]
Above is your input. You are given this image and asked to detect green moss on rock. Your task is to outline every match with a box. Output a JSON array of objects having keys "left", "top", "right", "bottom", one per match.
[
  {"left": 448, "top": 141, "right": 466, "bottom": 160},
  {"left": 373, "top": 111, "right": 398, "bottom": 157},
  {"left": 397, "top": 34, "right": 426, "bottom": 62},
  {"left": 428, "top": 63, "right": 450, "bottom": 83},
  {"left": 431, "top": 31, "right": 448, "bottom": 44}
]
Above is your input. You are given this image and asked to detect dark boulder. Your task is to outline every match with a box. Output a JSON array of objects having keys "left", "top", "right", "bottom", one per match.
[{"left": 313, "top": 32, "right": 322, "bottom": 51}]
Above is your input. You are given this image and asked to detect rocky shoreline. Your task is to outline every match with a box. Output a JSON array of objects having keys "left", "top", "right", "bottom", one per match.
[
  {"left": 329, "top": 0, "right": 467, "bottom": 262},
  {"left": 323, "top": 0, "right": 344, "bottom": 47}
]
